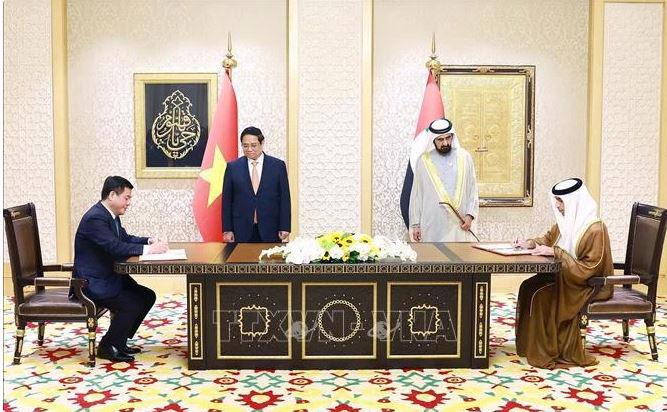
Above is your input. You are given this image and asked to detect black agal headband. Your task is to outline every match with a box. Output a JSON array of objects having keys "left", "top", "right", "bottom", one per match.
[
  {"left": 428, "top": 118, "right": 453, "bottom": 135},
  {"left": 552, "top": 178, "right": 583, "bottom": 196}
]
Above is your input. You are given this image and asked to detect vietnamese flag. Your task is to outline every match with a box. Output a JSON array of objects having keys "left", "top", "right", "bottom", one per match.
[
  {"left": 399, "top": 71, "right": 445, "bottom": 228},
  {"left": 193, "top": 71, "right": 238, "bottom": 241}
]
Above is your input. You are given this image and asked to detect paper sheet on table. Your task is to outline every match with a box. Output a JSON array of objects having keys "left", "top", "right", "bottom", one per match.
[
  {"left": 472, "top": 243, "right": 533, "bottom": 256},
  {"left": 139, "top": 249, "right": 187, "bottom": 261}
]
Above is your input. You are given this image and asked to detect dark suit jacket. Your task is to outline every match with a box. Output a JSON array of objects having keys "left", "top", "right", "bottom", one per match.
[
  {"left": 73, "top": 202, "right": 148, "bottom": 300},
  {"left": 222, "top": 154, "right": 291, "bottom": 242}
]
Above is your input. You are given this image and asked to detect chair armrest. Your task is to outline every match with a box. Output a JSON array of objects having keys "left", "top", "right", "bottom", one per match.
[
  {"left": 582, "top": 274, "right": 638, "bottom": 316},
  {"left": 32, "top": 276, "right": 96, "bottom": 316},
  {"left": 587, "top": 275, "right": 640, "bottom": 286},
  {"left": 613, "top": 262, "right": 625, "bottom": 270},
  {"left": 67, "top": 278, "right": 97, "bottom": 314},
  {"left": 42, "top": 263, "right": 74, "bottom": 272},
  {"left": 33, "top": 277, "right": 89, "bottom": 290},
  {"left": 34, "top": 277, "right": 71, "bottom": 287}
]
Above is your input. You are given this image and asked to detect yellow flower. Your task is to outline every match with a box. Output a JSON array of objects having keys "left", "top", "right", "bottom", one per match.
[
  {"left": 358, "top": 234, "right": 373, "bottom": 244},
  {"left": 341, "top": 235, "right": 355, "bottom": 246}
]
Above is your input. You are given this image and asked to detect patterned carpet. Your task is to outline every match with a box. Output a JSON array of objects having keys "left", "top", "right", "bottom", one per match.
[{"left": 3, "top": 293, "right": 666, "bottom": 411}]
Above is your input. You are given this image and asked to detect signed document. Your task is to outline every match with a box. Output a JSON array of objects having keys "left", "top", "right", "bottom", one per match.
[
  {"left": 472, "top": 243, "right": 534, "bottom": 256},
  {"left": 139, "top": 249, "right": 188, "bottom": 261}
]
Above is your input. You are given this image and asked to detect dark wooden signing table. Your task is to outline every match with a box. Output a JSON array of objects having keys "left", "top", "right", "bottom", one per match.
[{"left": 115, "top": 242, "right": 559, "bottom": 370}]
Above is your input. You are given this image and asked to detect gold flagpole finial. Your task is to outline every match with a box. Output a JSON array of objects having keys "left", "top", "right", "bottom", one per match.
[
  {"left": 426, "top": 32, "right": 442, "bottom": 76},
  {"left": 223, "top": 31, "right": 238, "bottom": 75}
]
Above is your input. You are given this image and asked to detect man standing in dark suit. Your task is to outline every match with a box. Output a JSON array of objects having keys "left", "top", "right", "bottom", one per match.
[
  {"left": 74, "top": 176, "right": 168, "bottom": 362},
  {"left": 222, "top": 126, "right": 291, "bottom": 242}
]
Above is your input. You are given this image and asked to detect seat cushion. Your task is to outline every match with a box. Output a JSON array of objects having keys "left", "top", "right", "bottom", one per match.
[
  {"left": 587, "top": 287, "right": 653, "bottom": 314},
  {"left": 18, "top": 288, "right": 88, "bottom": 317}
]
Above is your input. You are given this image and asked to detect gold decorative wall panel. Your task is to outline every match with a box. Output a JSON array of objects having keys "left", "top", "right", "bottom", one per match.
[{"left": 440, "top": 66, "right": 535, "bottom": 206}]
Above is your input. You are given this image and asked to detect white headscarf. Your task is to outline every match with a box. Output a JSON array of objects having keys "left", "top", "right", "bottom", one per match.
[
  {"left": 550, "top": 178, "right": 599, "bottom": 256},
  {"left": 409, "top": 118, "right": 461, "bottom": 171}
]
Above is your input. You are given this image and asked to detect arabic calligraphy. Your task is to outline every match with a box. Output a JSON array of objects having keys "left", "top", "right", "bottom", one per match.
[{"left": 151, "top": 90, "right": 201, "bottom": 160}]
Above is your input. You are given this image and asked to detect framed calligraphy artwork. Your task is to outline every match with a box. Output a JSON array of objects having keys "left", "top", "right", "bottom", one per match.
[
  {"left": 438, "top": 65, "right": 535, "bottom": 207},
  {"left": 134, "top": 73, "right": 217, "bottom": 178}
]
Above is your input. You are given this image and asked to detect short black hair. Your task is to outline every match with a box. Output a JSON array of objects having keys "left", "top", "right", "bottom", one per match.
[
  {"left": 240, "top": 126, "right": 265, "bottom": 144},
  {"left": 101, "top": 176, "right": 134, "bottom": 200}
]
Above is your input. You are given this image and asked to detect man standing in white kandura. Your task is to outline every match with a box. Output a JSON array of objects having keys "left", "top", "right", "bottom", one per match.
[{"left": 409, "top": 118, "right": 479, "bottom": 242}]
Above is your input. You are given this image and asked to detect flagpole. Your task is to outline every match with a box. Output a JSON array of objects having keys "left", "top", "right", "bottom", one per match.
[
  {"left": 223, "top": 31, "right": 237, "bottom": 78},
  {"left": 426, "top": 32, "right": 442, "bottom": 85}
]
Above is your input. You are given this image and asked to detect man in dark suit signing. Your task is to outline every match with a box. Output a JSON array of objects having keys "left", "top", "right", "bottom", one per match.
[
  {"left": 74, "top": 176, "right": 168, "bottom": 362},
  {"left": 222, "top": 126, "right": 291, "bottom": 242}
]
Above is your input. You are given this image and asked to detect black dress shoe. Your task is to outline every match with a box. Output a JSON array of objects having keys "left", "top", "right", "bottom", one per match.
[
  {"left": 97, "top": 344, "right": 135, "bottom": 362},
  {"left": 121, "top": 345, "right": 141, "bottom": 354}
]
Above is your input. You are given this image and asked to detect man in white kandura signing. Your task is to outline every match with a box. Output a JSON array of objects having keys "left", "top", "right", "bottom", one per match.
[{"left": 409, "top": 118, "right": 479, "bottom": 242}]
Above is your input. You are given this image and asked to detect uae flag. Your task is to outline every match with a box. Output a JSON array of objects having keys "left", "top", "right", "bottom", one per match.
[
  {"left": 192, "top": 70, "right": 238, "bottom": 241},
  {"left": 399, "top": 71, "right": 445, "bottom": 228}
]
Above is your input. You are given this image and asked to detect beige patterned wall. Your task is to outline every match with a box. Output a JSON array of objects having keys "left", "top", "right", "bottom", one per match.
[
  {"left": 373, "top": 0, "right": 590, "bottom": 241},
  {"left": 600, "top": 3, "right": 663, "bottom": 261},
  {"left": 297, "top": 0, "right": 362, "bottom": 236},
  {"left": 3, "top": 0, "right": 57, "bottom": 262},
  {"left": 8, "top": 0, "right": 662, "bottom": 271},
  {"left": 67, "top": 0, "right": 287, "bottom": 242}
]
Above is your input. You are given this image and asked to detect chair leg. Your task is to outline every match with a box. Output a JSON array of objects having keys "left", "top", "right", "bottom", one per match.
[
  {"left": 13, "top": 321, "right": 26, "bottom": 365},
  {"left": 579, "top": 315, "right": 589, "bottom": 350},
  {"left": 87, "top": 317, "right": 97, "bottom": 367},
  {"left": 37, "top": 322, "right": 45, "bottom": 346},
  {"left": 622, "top": 319, "right": 629, "bottom": 342},
  {"left": 645, "top": 319, "right": 658, "bottom": 361}
]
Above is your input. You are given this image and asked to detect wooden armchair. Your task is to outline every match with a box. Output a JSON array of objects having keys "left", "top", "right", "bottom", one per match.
[
  {"left": 579, "top": 203, "right": 666, "bottom": 360},
  {"left": 4, "top": 203, "right": 108, "bottom": 366}
]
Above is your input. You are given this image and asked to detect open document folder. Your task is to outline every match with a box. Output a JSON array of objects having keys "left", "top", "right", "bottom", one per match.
[
  {"left": 139, "top": 249, "right": 187, "bottom": 261},
  {"left": 472, "top": 243, "right": 534, "bottom": 256}
]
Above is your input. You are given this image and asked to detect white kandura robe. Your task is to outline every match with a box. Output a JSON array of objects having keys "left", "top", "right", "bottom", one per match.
[{"left": 408, "top": 148, "right": 479, "bottom": 242}]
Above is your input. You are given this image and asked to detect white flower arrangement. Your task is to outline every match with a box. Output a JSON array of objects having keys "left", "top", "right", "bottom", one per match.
[
  {"left": 259, "top": 232, "right": 417, "bottom": 265},
  {"left": 373, "top": 235, "right": 418, "bottom": 261}
]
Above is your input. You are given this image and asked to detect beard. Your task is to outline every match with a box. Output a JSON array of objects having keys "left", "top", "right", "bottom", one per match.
[{"left": 435, "top": 145, "right": 452, "bottom": 155}]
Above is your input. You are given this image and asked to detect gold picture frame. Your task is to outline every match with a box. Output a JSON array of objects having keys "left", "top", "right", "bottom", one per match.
[
  {"left": 439, "top": 65, "right": 535, "bottom": 207},
  {"left": 134, "top": 73, "right": 218, "bottom": 179}
]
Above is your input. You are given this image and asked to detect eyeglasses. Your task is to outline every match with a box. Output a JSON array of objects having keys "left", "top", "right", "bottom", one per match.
[{"left": 242, "top": 143, "right": 260, "bottom": 150}]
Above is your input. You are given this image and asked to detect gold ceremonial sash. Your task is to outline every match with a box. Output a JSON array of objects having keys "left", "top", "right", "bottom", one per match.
[{"left": 422, "top": 150, "right": 465, "bottom": 211}]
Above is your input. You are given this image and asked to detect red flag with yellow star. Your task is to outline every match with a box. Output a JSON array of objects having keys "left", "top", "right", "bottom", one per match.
[{"left": 193, "top": 71, "right": 238, "bottom": 241}]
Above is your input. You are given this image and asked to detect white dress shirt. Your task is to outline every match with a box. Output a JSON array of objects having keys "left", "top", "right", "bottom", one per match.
[
  {"left": 101, "top": 201, "right": 149, "bottom": 255},
  {"left": 247, "top": 153, "right": 264, "bottom": 188}
]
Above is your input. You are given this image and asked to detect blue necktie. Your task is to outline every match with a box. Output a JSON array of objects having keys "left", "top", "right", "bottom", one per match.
[{"left": 114, "top": 219, "right": 120, "bottom": 238}]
